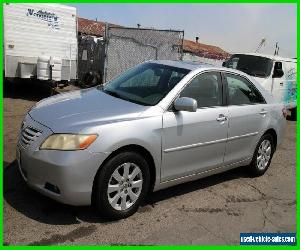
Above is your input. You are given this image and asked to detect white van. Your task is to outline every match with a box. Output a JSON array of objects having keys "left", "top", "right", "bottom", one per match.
[{"left": 223, "top": 53, "right": 297, "bottom": 119}]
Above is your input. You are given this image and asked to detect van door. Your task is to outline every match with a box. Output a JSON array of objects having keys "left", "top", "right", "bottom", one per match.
[
  {"left": 271, "top": 61, "right": 297, "bottom": 109},
  {"left": 283, "top": 61, "right": 297, "bottom": 109}
]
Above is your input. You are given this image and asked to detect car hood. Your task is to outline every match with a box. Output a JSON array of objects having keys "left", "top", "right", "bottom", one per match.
[{"left": 29, "top": 88, "right": 148, "bottom": 132}]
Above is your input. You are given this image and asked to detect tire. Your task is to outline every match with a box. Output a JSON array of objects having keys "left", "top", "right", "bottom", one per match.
[
  {"left": 291, "top": 108, "right": 296, "bottom": 121},
  {"left": 248, "top": 134, "right": 275, "bottom": 176},
  {"left": 93, "top": 151, "right": 150, "bottom": 219}
]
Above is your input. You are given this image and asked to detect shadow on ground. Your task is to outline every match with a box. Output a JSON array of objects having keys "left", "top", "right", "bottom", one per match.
[{"left": 4, "top": 159, "right": 251, "bottom": 226}]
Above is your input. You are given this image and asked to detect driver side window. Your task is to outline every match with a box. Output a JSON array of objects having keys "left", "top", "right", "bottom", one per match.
[{"left": 180, "top": 72, "right": 223, "bottom": 108}]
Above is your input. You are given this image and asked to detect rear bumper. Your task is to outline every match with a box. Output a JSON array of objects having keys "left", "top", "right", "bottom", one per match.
[{"left": 17, "top": 142, "right": 109, "bottom": 206}]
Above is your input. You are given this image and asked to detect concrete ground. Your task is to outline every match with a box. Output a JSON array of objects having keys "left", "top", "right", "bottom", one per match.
[{"left": 3, "top": 80, "right": 296, "bottom": 245}]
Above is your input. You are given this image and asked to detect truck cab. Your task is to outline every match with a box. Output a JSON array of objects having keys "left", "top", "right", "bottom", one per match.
[{"left": 223, "top": 53, "right": 297, "bottom": 119}]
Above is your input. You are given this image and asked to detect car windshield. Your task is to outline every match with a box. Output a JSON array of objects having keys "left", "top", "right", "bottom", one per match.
[
  {"left": 102, "top": 62, "right": 190, "bottom": 106},
  {"left": 224, "top": 54, "right": 273, "bottom": 78}
]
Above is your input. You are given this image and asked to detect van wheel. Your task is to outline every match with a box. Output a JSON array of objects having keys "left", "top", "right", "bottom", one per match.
[
  {"left": 93, "top": 151, "right": 150, "bottom": 219},
  {"left": 248, "top": 134, "right": 274, "bottom": 176},
  {"left": 291, "top": 108, "right": 296, "bottom": 121}
]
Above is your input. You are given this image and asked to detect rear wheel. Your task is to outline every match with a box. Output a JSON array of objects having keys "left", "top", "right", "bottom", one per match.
[
  {"left": 248, "top": 134, "right": 275, "bottom": 176},
  {"left": 93, "top": 151, "right": 150, "bottom": 219},
  {"left": 290, "top": 108, "right": 296, "bottom": 121}
]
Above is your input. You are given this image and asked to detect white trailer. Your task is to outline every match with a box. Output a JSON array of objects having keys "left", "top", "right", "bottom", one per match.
[{"left": 4, "top": 3, "right": 77, "bottom": 85}]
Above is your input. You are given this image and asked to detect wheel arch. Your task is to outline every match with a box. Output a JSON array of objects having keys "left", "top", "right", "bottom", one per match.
[
  {"left": 92, "top": 144, "right": 157, "bottom": 204},
  {"left": 264, "top": 128, "right": 277, "bottom": 150}
]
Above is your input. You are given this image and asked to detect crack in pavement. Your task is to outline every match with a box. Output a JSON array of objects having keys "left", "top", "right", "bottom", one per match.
[
  {"left": 27, "top": 225, "right": 97, "bottom": 246},
  {"left": 261, "top": 200, "right": 279, "bottom": 231},
  {"left": 197, "top": 222, "right": 230, "bottom": 244},
  {"left": 178, "top": 206, "right": 242, "bottom": 217}
]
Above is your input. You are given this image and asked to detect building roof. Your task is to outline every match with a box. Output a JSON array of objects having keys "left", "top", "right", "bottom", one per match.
[
  {"left": 183, "top": 39, "right": 230, "bottom": 60},
  {"left": 77, "top": 17, "right": 121, "bottom": 37},
  {"left": 77, "top": 17, "right": 230, "bottom": 60}
]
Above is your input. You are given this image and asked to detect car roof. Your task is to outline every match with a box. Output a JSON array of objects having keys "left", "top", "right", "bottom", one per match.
[
  {"left": 149, "top": 59, "right": 250, "bottom": 77},
  {"left": 149, "top": 60, "right": 219, "bottom": 71}
]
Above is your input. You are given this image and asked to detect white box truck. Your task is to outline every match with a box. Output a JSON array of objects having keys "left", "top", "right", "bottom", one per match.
[
  {"left": 4, "top": 3, "right": 77, "bottom": 87},
  {"left": 223, "top": 53, "right": 297, "bottom": 119}
]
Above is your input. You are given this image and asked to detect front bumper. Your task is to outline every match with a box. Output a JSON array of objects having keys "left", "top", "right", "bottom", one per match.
[{"left": 17, "top": 114, "right": 109, "bottom": 206}]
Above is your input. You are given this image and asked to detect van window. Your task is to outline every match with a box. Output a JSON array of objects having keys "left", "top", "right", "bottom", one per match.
[{"left": 224, "top": 54, "right": 273, "bottom": 78}]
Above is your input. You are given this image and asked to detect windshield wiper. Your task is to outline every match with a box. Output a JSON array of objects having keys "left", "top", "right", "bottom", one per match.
[
  {"left": 96, "top": 84, "right": 104, "bottom": 90},
  {"left": 103, "top": 89, "right": 122, "bottom": 99}
]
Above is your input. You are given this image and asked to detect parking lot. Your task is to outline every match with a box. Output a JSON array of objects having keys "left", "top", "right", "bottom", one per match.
[{"left": 3, "top": 80, "right": 296, "bottom": 245}]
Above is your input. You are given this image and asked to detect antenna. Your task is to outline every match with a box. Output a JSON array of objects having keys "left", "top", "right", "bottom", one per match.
[
  {"left": 255, "top": 38, "right": 266, "bottom": 53},
  {"left": 274, "top": 42, "right": 279, "bottom": 56}
]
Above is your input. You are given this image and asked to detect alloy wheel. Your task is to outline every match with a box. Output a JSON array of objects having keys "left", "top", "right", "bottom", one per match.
[
  {"left": 107, "top": 162, "right": 143, "bottom": 211},
  {"left": 257, "top": 139, "right": 272, "bottom": 170}
]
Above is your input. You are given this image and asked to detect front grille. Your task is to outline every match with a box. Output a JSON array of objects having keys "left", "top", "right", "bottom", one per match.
[{"left": 20, "top": 126, "right": 42, "bottom": 147}]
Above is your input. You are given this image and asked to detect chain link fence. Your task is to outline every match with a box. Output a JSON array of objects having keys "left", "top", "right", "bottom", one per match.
[
  {"left": 104, "top": 27, "right": 184, "bottom": 82},
  {"left": 77, "top": 35, "right": 105, "bottom": 86}
]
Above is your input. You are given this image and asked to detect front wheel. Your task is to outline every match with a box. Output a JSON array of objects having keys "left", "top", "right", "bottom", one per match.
[
  {"left": 93, "top": 151, "right": 150, "bottom": 219},
  {"left": 248, "top": 134, "right": 275, "bottom": 176}
]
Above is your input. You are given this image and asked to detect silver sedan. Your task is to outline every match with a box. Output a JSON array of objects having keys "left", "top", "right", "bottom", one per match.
[{"left": 17, "top": 60, "right": 287, "bottom": 219}]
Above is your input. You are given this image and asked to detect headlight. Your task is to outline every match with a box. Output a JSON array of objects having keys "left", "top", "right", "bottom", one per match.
[{"left": 40, "top": 134, "right": 98, "bottom": 150}]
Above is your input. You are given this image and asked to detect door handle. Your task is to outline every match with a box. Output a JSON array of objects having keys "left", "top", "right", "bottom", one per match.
[
  {"left": 259, "top": 110, "right": 268, "bottom": 115},
  {"left": 216, "top": 114, "right": 227, "bottom": 122}
]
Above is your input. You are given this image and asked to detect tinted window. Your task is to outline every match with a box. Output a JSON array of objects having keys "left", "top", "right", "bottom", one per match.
[
  {"left": 180, "top": 72, "right": 222, "bottom": 108},
  {"left": 104, "top": 63, "right": 190, "bottom": 106},
  {"left": 225, "top": 73, "right": 265, "bottom": 105},
  {"left": 224, "top": 54, "right": 273, "bottom": 78}
]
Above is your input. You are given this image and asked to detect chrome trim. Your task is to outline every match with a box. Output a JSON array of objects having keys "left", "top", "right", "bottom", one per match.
[
  {"left": 20, "top": 126, "right": 42, "bottom": 147},
  {"left": 164, "top": 137, "right": 227, "bottom": 153},
  {"left": 164, "top": 132, "right": 258, "bottom": 153},
  {"left": 226, "top": 132, "right": 259, "bottom": 142}
]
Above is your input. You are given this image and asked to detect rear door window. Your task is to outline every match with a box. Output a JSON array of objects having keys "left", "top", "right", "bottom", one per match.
[{"left": 224, "top": 73, "right": 266, "bottom": 105}]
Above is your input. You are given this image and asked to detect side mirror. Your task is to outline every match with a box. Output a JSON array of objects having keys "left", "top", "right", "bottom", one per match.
[
  {"left": 222, "top": 61, "right": 226, "bottom": 67},
  {"left": 272, "top": 68, "right": 284, "bottom": 78},
  {"left": 272, "top": 62, "right": 284, "bottom": 78},
  {"left": 174, "top": 97, "right": 197, "bottom": 112}
]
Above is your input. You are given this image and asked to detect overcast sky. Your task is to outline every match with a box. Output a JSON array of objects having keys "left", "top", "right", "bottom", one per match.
[{"left": 70, "top": 4, "right": 296, "bottom": 58}]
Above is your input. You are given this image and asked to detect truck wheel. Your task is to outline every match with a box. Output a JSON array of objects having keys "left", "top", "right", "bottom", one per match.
[
  {"left": 291, "top": 108, "right": 296, "bottom": 121},
  {"left": 93, "top": 151, "right": 150, "bottom": 219}
]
